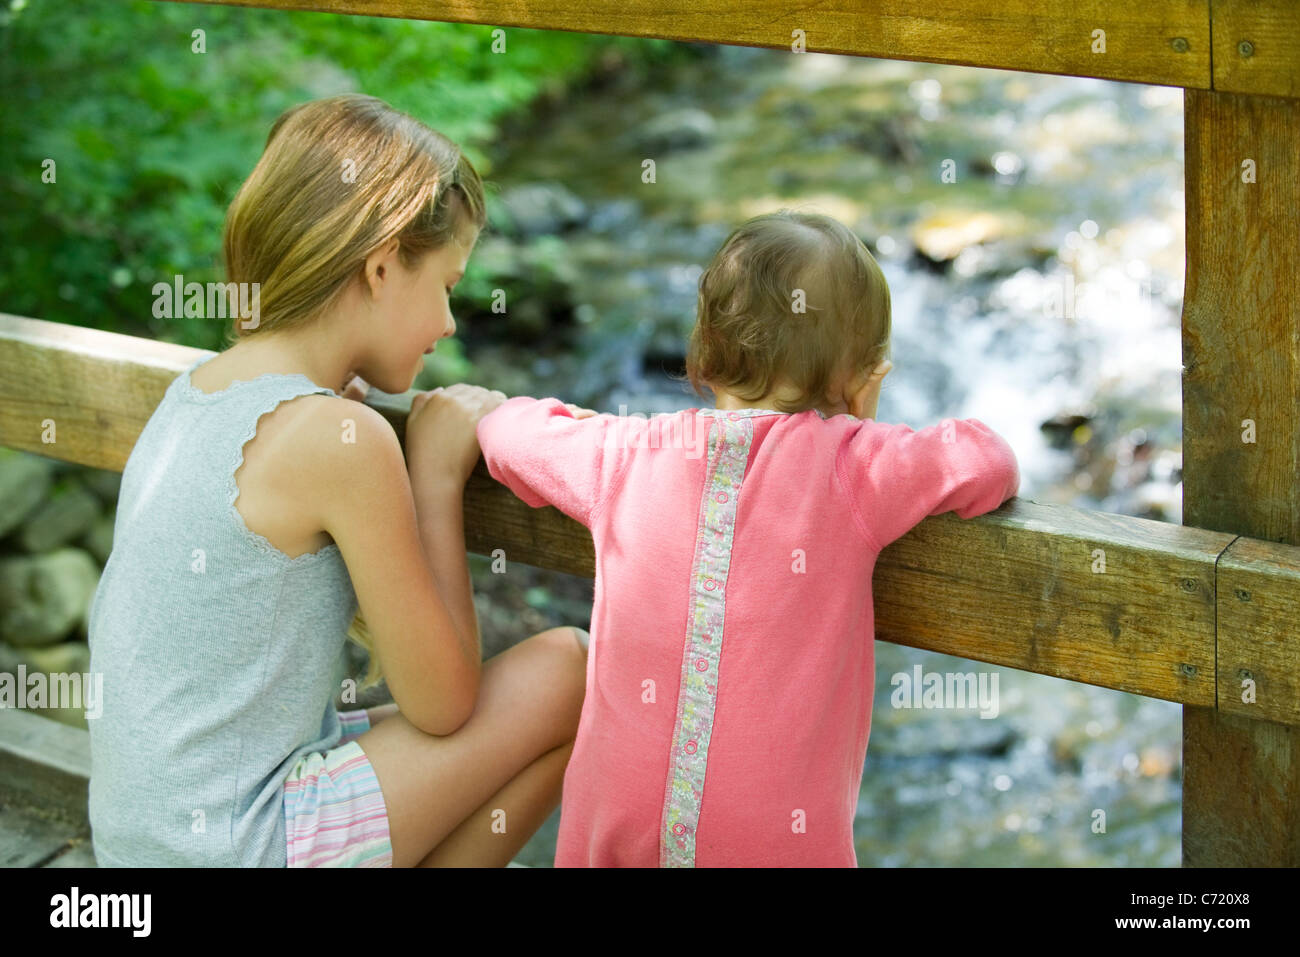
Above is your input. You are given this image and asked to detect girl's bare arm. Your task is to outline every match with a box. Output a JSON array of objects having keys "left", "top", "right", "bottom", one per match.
[
  {"left": 408, "top": 469, "right": 482, "bottom": 677},
  {"left": 298, "top": 396, "right": 481, "bottom": 736}
]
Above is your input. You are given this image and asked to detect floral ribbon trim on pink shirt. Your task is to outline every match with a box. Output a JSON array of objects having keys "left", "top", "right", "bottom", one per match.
[{"left": 659, "top": 408, "right": 766, "bottom": 866}]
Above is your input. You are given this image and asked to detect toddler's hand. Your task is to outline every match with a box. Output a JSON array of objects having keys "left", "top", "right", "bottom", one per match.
[
  {"left": 563, "top": 403, "right": 598, "bottom": 419},
  {"left": 406, "top": 384, "right": 507, "bottom": 485}
]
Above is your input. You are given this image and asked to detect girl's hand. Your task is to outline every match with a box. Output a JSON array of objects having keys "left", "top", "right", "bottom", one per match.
[
  {"left": 563, "top": 403, "right": 598, "bottom": 419},
  {"left": 846, "top": 360, "right": 893, "bottom": 421},
  {"left": 406, "top": 384, "right": 507, "bottom": 485}
]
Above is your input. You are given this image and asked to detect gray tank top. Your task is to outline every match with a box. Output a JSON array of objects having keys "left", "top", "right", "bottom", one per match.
[{"left": 88, "top": 354, "right": 359, "bottom": 867}]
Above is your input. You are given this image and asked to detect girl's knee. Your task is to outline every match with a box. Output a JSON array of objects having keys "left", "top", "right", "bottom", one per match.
[
  {"left": 540, "top": 626, "right": 588, "bottom": 714},
  {"left": 534, "top": 624, "right": 587, "bottom": 660}
]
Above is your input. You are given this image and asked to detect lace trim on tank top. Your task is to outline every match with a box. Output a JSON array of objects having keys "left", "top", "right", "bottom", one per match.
[{"left": 177, "top": 355, "right": 343, "bottom": 568}]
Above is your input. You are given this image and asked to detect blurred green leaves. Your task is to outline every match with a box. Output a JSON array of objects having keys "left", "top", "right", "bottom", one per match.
[{"left": 0, "top": 0, "right": 678, "bottom": 359}]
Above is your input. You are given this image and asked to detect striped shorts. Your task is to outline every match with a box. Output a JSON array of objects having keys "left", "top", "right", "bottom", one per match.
[{"left": 283, "top": 708, "right": 393, "bottom": 867}]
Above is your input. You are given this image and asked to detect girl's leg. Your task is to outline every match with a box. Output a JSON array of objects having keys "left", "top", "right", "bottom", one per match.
[
  {"left": 355, "top": 625, "right": 588, "bottom": 868},
  {"left": 416, "top": 740, "right": 574, "bottom": 867},
  {"left": 364, "top": 701, "right": 573, "bottom": 865}
]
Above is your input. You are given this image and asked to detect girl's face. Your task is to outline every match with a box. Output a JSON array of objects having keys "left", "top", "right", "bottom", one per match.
[{"left": 362, "top": 224, "right": 477, "bottom": 393}]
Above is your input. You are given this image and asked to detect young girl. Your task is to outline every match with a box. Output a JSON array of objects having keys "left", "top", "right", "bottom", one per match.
[
  {"left": 475, "top": 210, "right": 1021, "bottom": 866},
  {"left": 86, "top": 93, "right": 591, "bottom": 868}
]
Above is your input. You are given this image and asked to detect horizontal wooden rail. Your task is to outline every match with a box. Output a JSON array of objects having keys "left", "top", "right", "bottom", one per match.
[
  {"left": 166, "top": 0, "right": 1300, "bottom": 99},
  {"left": 3, "top": 313, "right": 1299, "bottom": 724}
]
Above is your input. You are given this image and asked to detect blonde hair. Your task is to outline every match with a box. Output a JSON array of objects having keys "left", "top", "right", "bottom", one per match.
[
  {"left": 683, "top": 210, "right": 891, "bottom": 413},
  {"left": 221, "top": 93, "right": 489, "bottom": 692}
]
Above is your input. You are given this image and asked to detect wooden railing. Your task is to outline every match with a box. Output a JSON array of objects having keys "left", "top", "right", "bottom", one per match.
[
  {"left": 4, "top": 309, "right": 1300, "bottom": 730},
  {"left": 177, "top": 0, "right": 1300, "bottom": 99},
  {"left": 3, "top": 0, "right": 1297, "bottom": 866}
]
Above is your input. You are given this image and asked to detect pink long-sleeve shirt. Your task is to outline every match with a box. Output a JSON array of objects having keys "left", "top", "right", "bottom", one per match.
[{"left": 476, "top": 397, "right": 1019, "bottom": 867}]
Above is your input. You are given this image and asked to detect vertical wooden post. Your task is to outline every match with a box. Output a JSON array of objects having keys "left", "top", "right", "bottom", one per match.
[{"left": 1182, "top": 87, "right": 1300, "bottom": 866}]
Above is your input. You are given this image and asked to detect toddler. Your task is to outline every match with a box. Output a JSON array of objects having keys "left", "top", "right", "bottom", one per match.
[{"left": 476, "top": 210, "right": 1020, "bottom": 866}]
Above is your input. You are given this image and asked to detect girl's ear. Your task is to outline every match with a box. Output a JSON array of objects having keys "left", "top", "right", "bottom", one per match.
[{"left": 361, "top": 238, "right": 403, "bottom": 298}]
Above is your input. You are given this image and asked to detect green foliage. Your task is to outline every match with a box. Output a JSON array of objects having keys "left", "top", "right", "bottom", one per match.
[{"left": 0, "top": 0, "right": 690, "bottom": 356}]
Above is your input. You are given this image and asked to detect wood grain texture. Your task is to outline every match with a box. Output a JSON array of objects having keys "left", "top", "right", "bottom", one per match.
[
  {"left": 0, "top": 314, "right": 209, "bottom": 472},
  {"left": 0, "top": 806, "right": 78, "bottom": 868},
  {"left": 1181, "top": 86, "right": 1300, "bottom": 866},
  {"left": 1217, "top": 536, "right": 1300, "bottom": 725},
  {"left": 1183, "top": 93, "right": 1300, "bottom": 545},
  {"left": 1211, "top": 0, "right": 1300, "bottom": 98},
  {"left": 0, "top": 708, "right": 91, "bottom": 830},
  {"left": 872, "top": 501, "right": 1227, "bottom": 707},
  {"left": 161, "top": 0, "right": 1214, "bottom": 90},
  {"left": 1183, "top": 708, "right": 1300, "bottom": 865}
]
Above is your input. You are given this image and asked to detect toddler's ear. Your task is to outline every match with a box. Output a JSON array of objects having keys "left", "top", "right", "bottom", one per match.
[
  {"left": 848, "top": 361, "right": 892, "bottom": 420},
  {"left": 839, "top": 368, "right": 870, "bottom": 414}
]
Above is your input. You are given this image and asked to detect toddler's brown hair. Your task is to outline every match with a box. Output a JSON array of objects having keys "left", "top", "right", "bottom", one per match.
[{"left": 684, "top": 210, "right": 891, "bottom": 414}]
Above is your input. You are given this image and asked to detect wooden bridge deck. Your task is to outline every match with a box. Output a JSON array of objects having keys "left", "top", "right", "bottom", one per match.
[
  {"left": 0, "top": 805, "right": 96, "bottom": 868},
  {"left": 0, "top": 708, "right": 97, "bottom": 867}
]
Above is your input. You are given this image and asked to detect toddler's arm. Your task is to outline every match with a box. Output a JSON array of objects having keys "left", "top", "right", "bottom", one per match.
[
  {"left": 839, "top": 416, "right": 1020, "bottom": 551},
  {"left": 476, "top": 396, "right": 628, "bottom": 528}
]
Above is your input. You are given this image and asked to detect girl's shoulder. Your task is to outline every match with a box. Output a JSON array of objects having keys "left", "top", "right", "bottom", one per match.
[
  {"left": 248, "top": 393, "right": 397, "bottom": 477},
  {"left": 234, "top": 394, "right": 401, "bottom": 556}
]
